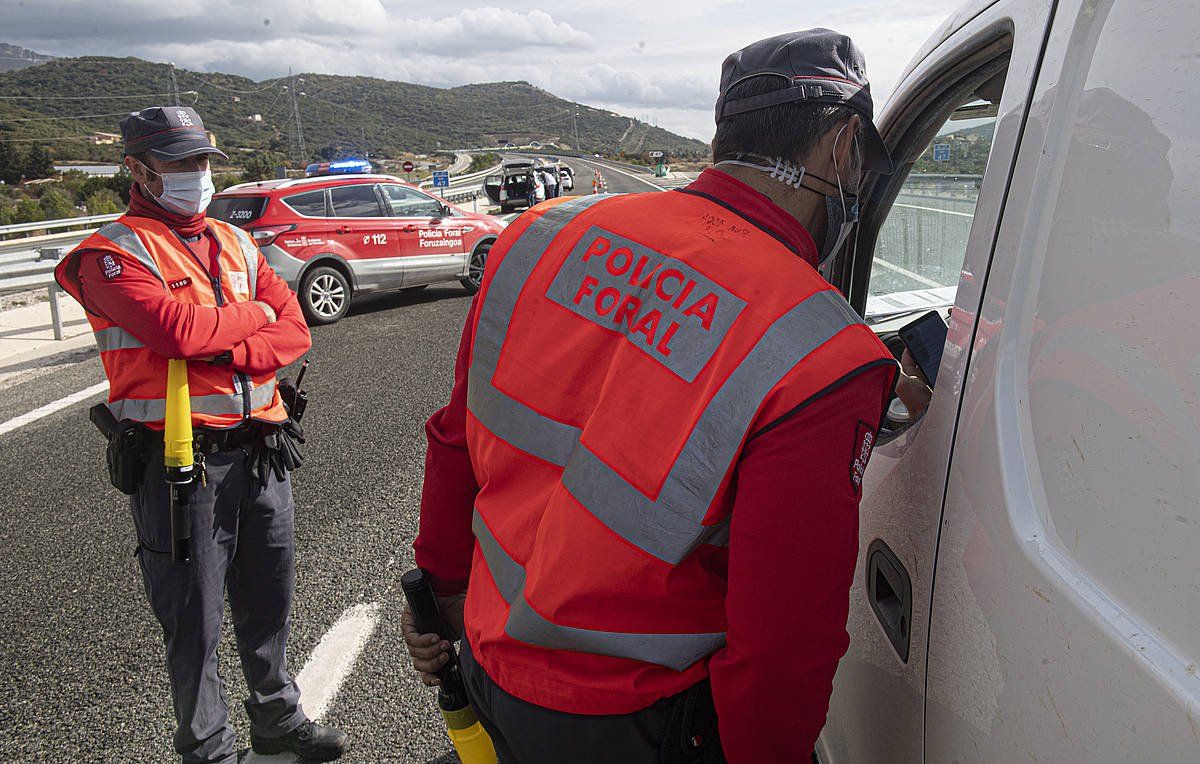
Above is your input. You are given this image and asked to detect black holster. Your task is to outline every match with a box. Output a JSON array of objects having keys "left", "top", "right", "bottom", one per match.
[
  {"left": 660, "top": 680, "right": 724, "bottom": 763},
  {"left": 89, "top": 403, "right": 147, "bottom": 495}
]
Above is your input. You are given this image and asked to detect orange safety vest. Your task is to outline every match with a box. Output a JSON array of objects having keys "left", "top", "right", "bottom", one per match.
[
  {"left": 463, "top": 193, "right": 892, "bottom": 714},
  {"left": 59, "top": 215, "right": 287, "bottom": 430}
]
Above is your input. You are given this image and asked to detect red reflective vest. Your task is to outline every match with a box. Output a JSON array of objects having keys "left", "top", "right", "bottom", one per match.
[
  {"left": 58, "top": 215, "right": 287, "bottom": 429},
  {"left": 463, "top": 192, "right": 893, "bottom": 714}
]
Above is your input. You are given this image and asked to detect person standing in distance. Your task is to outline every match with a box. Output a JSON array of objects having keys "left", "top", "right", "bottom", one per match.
[
  {"left": 403, "top": 29, "right": 902, "bottom": 762},
  {"left": 54, "top": 106, "right": 348, "bottom": 764}
]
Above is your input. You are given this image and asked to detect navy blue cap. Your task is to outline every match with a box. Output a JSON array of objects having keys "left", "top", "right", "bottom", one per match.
[
  {"left": 715, "top": 29, "right": 892, "bottom": 174},
  {"left": 119, "top": 106, "right": 227, "bottom": 161}
]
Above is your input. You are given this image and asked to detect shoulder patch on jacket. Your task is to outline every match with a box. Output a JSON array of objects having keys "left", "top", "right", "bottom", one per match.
[
  {"left": 99, "top": 253, "right": 122, "bottom": 280},
  {"left": 850, "top": 420, "right": 876, "bottom": 495}
]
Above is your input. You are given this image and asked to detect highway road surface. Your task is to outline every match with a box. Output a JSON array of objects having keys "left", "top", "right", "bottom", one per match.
[{"left": 0, "top": 165, "right": 671, "bottom": 762}]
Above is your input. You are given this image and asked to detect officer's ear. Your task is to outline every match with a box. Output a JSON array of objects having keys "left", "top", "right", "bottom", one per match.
[{"left": 124, "top": 154, "right": 152, "bottom": 184}]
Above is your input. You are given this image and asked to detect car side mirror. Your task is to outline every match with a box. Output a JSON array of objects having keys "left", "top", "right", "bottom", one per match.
[{"left": 439, "top": 204, "right": 451, "bottom": 218}]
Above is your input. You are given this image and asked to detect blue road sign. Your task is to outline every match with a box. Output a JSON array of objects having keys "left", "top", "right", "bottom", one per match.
[
  {"left": 933, "top": 143, "right": 951, "bottom": 161},
  {"left": 432, "top": 170, "right": 451, "bottom": 188}
]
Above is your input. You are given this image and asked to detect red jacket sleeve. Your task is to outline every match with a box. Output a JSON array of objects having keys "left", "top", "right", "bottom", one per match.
[
  {"left": 74, "top": 248, "right": 269, "bottom": 359},
  {"left": 413, "top": 298, "right": 480, "bottom": 595},
  {"left": 229, "top": 251, "right": 312, "bottom": 375},
  {"left": 709, "top": 362, "right": 896, "bottom": 762}
]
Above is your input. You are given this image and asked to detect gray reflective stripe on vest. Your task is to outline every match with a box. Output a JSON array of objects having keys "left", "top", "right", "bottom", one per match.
[
  {"left": 561, "top": 289, "right": 860, "bottom": 563},
  {"left": 228, "top": 225, "right": 260, "bottom": 298},
  {"left": 93, "top": 326, "right": 144, "bottom": 352},
  {"left": 468, "top": 197, "right": 864, "bottom": 563},
  {"left": 93, "top": 222, "right": 165, "bottom": 286},
  {"left": 473, "top": 509, "right": 724, "bottom": 671},
  {"left": 108, "top": 378, "right": 277, "bottom": 422},
  {"left": 467, "top": 195, "right": 607, "bottom": 466}
]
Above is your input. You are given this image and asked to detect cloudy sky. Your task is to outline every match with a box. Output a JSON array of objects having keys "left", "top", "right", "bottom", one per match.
[{"left": 2, "top": 0, "right": 962, "bottom": 140}]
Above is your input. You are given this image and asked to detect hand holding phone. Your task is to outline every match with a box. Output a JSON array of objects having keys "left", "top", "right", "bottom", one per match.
[{"left": 898, "top": 311, "right": 948, "bottom": 387}]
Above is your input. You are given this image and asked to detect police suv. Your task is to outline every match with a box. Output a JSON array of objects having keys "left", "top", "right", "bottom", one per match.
[{"left": 210, "top": 173, "right": 505, "bottom": 325}]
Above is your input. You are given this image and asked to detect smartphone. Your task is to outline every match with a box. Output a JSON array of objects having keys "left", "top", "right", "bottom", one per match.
[{"left": 898, "top": 310, "right": 949, "bottom": 387}]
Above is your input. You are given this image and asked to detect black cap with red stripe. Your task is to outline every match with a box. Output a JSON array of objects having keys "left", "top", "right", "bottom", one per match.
[
  {"left": 119, "top": 106, "right": 228, "bottom": 161},
  {"left": 715, "top": 29, "right": 893, "bottom": 174}
]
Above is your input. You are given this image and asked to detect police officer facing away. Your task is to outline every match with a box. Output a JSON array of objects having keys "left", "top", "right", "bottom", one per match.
[
  {"left": 405, "top": 30, "right": 899, "bottom": 762},
  {"left": 54, "top": 107, "right": 347, "bottom": 763}
]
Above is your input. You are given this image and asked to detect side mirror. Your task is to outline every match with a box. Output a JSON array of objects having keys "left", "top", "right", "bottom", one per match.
[{"left": 440, "top": 204, "right": 452, "bottom": 218}]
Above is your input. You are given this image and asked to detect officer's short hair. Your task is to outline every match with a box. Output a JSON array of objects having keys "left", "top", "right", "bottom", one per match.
[{"left": 712, "top": 76, "right": 857, "bottom": 165}]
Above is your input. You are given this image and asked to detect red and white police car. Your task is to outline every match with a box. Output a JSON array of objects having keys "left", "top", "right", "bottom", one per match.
[{"left": 209, "top": 172, "right": 505, "bottom": 324}]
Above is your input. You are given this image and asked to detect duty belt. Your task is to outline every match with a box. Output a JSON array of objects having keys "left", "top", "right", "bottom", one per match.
[{"left": 145, "top": 422, "right": 279, "bottom": 454}]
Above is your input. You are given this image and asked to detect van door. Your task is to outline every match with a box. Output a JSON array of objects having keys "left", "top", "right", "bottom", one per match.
[
  {"left": 816, "top": 0, "right": 1054, "bottom": 761},
  {"left": 923, "top": 0, "right": 1200, "bottom": 758}
]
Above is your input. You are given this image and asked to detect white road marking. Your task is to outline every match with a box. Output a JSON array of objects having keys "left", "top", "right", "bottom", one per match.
[
  {"left": 576, "top": 159, "right": 663, "bottom": 191},
  {"left": 893, "top": 201, "right": 976, "bottom": 218},
  {"left": 243, "top": 601, "right": 381, "bottom": 764},
  {"left": 0, "top": 380, "right": 108, "bottom": 437},
  {"left": 874, "top": 257, "right": 943, "bottom": 288}
]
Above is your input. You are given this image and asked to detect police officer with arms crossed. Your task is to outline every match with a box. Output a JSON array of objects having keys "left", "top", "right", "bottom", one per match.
[
  {"left": 404, "top": 30, "right": 908, "bottom": 762},
  {"left": 54, "top": 107, "right": 348, "bottom": 763}
]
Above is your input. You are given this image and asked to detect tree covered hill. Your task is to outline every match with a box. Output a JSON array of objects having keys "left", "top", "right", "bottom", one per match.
[{"left": 0, "top": 53, "right": 709, "bottom": 164}]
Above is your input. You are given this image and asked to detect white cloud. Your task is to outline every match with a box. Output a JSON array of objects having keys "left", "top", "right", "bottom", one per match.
[{"left": 6, "top": 0, "right": 964, "bottom": 140}]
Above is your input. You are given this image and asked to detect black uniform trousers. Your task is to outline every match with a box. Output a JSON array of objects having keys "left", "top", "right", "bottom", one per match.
[
  {"left": 132, "top": 444, "right": 305, "bottom": 764},
  {"left": 459, "top": 636, "right": 725, "bottom": 764}
]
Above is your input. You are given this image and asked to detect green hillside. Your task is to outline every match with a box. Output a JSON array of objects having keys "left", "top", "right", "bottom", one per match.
[{"left": 0, "top": 54, "right": 708, "bottom": 165}]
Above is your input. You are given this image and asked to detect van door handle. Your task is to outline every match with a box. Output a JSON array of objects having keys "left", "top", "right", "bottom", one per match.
[
  {"left": 866, "top": 539, "right": 913, "bottom": 663},
  {"left": 402, "top": 224, "right": 417, "bottom": 232},
  {"left": 337, "top": 225, "right": 353, "bottom": 234}
]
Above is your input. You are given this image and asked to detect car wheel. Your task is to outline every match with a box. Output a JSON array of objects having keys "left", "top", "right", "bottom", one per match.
[
  {"left": 461, "top": 243, "right": 490, "bottom": 294},
  {"left": 300, "top": 265, "right": 351, "bottom": 325}
]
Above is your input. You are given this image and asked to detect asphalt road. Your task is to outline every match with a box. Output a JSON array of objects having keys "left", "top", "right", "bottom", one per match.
[{"left": 0, "top": 169, "right": 669, "bottom": 763}]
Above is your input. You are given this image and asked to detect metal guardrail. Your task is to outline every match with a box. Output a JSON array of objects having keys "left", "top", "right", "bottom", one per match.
[
  {"left": 0, "top": 213, "right": 120, "bottom": 239},
  {"left": 418, "top": 163, "right": 502, "bottom": 190},
  {"left": 0, "top": 246, "right": 72, "bottom": 340}
]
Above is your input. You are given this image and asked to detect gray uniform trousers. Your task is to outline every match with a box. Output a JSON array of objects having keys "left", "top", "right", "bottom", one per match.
[{"left": 131, "top": 443, "right": 305, "bottom": 764}]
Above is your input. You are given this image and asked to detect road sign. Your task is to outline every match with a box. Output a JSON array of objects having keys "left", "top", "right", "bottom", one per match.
[
  {"left": 933, "top": 143, "right": 951, "bottom": 161},
  {"left": 432, "top": 171, "right": 450, "bottom": 188},
  {"left": 402, "top": 160, "right": 415, "bottom": 172},
  {"left": 648, "top": 151, "right": 664, "bottom": 158}
]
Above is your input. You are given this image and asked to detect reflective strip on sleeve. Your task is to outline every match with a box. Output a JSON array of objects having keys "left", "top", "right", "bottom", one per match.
[
  {"left": 472, "top": 509, "right": 725, "bottom": 671},
  {"left": 108, "top": 378, "right": 277, "bottom": 422},
  {"left": 93, "top": 326, "right": 144, "bottom": 352},
  {"left": 93, "top": 222, "right": 166, "bottom": 286},
  {"left": 229, "top": 225, "right": 260, "bottom": 298}
]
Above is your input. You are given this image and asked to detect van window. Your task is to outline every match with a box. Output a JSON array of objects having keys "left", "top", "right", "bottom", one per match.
[
  {"left": 282, "top": 189, "right": 328, "bottom": 218},
  {"left": 866, "top": 109, "right": 997, "bottom": 319},
  {"left": 330, "top": 185, "right": 386, "bottom": 217},
  {"left": 382, "top": 185, "right": 443, "bottom": 217},
  {"left": 207, "top": 195, "right": 267, "bottom": 227}
]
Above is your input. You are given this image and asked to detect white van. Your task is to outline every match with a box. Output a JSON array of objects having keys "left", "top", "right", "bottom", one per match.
[{"left": 819, "top": 0, "right": 1200, "bottom": 760}]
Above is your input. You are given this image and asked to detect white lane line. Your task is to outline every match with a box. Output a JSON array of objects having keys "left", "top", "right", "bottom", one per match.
[
  {"left": 0, "top": 381, "right": 108, "bottom": 438},
  {"left": 874, "top": 257, "right": 943, "bottom": 288},
  {"left": 244, "top": 601, "right": 381, "bottom": 764},
  {"left": 893, "top": 202, "right": 976, "bottom": 218},
  {"left": 580, "top": 159, "right": 663, "bottom": 191}
]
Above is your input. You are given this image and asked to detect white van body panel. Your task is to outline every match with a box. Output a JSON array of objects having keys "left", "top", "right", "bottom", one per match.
[
  {"left": 822, "top": 0, "right": 1200, "bottom": 760},
  {"left": 820, "top": 0, "right": 1053, "bottom": 758},
  {"left": 926, "top": 0, "right": 1200, "bottom": 759}
]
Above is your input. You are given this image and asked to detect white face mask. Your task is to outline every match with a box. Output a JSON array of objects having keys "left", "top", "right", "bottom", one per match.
[{"left": 140, "top": 163, "right": 215, "bottom": 216}]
